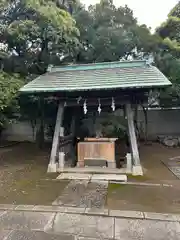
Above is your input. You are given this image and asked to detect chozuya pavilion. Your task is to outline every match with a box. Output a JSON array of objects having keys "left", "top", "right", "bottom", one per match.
[{"left": 20, "top": 60, "right": 171, "bottom": 176}]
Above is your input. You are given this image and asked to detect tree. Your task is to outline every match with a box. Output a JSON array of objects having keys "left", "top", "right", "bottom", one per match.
[
  {"left": 155, "top": 2, "right": 180, "bottom": 107},
  {"left": 157, "top": 2, "right": 180, "bottom": 55},
  {"left": 55, "top": 0, "right": 78, "bottom": 14},
  {"left": 0, "top": 72, "right": 23, "bottom": 135},
  {"left": 0, "top": 0, "right": 80, "bottom": 76},
  {"left": 74, "top": 0, "right": 159, "bottom": 63}
]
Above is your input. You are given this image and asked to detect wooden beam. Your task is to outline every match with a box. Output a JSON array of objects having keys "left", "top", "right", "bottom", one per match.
[
  {"left": 48, "top": 103, "right": 64, "bottom": 172},
  {"left": 55, "top": 97, "right": 147, "bottom": 107},
  {"left": 126, "top": 103, "right": 140, "bottom": 166}
]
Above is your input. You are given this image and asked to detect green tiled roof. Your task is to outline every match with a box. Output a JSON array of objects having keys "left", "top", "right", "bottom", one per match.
[{"left": 20, "top": 60, "right": 171, "bottom": 93}]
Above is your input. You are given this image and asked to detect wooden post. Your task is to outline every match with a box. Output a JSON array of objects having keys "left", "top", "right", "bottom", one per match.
[
  {"left": 125, "top": 103, "right": 141, "bottom": 168},
  {"left": 48, "top": 103, "right": 64, "bottom": 172},
  {"left": 58, "top": 126, "right": 65, "bottom": 170}
]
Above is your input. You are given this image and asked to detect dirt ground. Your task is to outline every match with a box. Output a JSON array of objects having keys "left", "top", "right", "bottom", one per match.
[
  {"left": 107, "top": 183, "right": 180, "bottom": 213},
  {"left": 107, "top": 142, "right": 180, "bottom": 213},
  {"left": 127, "top": 142, "right": 180, "bottom": 184},
  {"left": 142, "top": 143, "right": 180, "bottom": 182},
  {"left": 0, "top": 142, "right": 68, "bottom": 205}
]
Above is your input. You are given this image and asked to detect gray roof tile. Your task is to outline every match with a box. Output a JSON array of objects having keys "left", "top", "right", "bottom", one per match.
[{"left": 20, "top": 60, "right": 171, "bottom": 93}]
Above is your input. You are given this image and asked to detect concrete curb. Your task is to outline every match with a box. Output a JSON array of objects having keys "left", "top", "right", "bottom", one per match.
[
  {"left": 0, "top": 204, "right": 179, "bottom": 222},
  {"left": 42, "top": 178, "right": 173, "bottom": 187},
  {"left": 109, "top": 181, "right": 173, "bottom": 187}
]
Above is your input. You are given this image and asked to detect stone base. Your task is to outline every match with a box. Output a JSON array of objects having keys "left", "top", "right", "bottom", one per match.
[
  {"left": 126, "top": 168, "right": 132, "bottom": 174},
  {"left": 132, "top": 165, "right": 143, "bottom": 176},
  {"left": 126, "top": 153, "right": 132, "bottom": 174},
  {"left": 58, "top": 152, "right": 65, "bottom": 169},
  {"left": 77, "top": 161, "right": 84, "bottom": 168},
  {"left": 107, "top": 162, "right": 116, "bottom": 169},
  {"left": 47, "top": 163, "right": 58, "bottom": 173}
]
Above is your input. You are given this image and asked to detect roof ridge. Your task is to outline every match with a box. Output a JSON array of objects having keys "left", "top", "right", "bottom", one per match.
[{"left": 48, "top": 60, "right": 147, "bottom": 73}]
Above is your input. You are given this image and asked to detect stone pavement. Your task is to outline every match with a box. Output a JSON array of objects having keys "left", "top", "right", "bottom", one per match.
[
  {"left": 52, "top": 177, "right": 172, "bottom": 209},
  {"left": 52, "top": 179, "right": 108, "bottom": 208},
  {"left": 0, "top": 207, "right": 179, "bottom": 239},
  {"left": 0, "top": 176, "right": 179, "bottom": 239},
  {"left": 162, "top": 157, "right": 180, "bottom": 179}
]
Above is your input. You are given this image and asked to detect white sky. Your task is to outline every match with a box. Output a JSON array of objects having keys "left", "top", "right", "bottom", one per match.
[{"left": 81, "top": 0, "right": 179, "bottom": 30}]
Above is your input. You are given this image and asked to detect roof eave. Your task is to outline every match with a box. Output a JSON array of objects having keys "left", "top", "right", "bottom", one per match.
[{"left": 19, "top": 83, "right": 172, "bottom": 94}]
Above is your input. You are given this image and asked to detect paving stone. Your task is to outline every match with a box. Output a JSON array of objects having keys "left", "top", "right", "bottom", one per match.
[
  {"left": 0, "top": 210, "right": 7, "bottom": 217},
  {"left": 110, "top": 210, "right": 144, "bottom": 219},
  {"left": 33, "top": 205, "right": 66, "bottom": 212},
  {"left": 91, "top": 174, "right": 127, "bottom": 182},
  {"left": 33, "top": 205, "right": 85, "bottom": 214},
  {"left": 15, "top": 205, "right": 35, "bottom": 211},
  {"left": 78, "top": 181, "right": 108, "bottom": 208},
  {"left": 175, "top": 215, "right": 180, "bottom": 222},
  {"left": 57, "top": 173, "right": 92, "bottom": 180},
  {"left": 52, "top": 180, "right": 88, "bottom": 207},
  {"left": 0, "top": 204, "right": 16, "bottom": 210},
  {"left": 6, "top": 230, "right": 75, "bottom": 240},
  {"left": 77, "top": 238, "right": 114, "bottom": 240},
  {"left": 0, "top": 211, "right": 55, "bottom": 231},
  {"left": 144, "top": 212, "right": 179, "bottom": 222},
  {"left": 65, "top": 207, "right": 85, "bottom": 214},
  {"left": 163, "top": 159, "right": 180, "bottom": 179},
  {"left": 47, "top": 213, "right": 114, "bottom": 239},
  {"left": 162, "top": 184, "right": 173, "bottom": 187},
  {"left": 85, "top": 208, "right": 109, "bottom": 216},
  {"left": 169, "top": 167, "right": 180, "bottom": 179},
  {"left": 115, "top": 218, "right": 180, "bottom": 240},
  {"left": 0, "top": 230, "right": 12, "bottom": 240}
]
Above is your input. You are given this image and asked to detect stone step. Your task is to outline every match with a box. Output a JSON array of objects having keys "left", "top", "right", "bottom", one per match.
[
  {"left": 56, "top": 173, "right": 127, "bottom": 182},
  {"left": 57, "top": 167, "right": 128, "bottom": 174},
  {"left": 91, "top": 174, "right": 127, "bottom": 182}
]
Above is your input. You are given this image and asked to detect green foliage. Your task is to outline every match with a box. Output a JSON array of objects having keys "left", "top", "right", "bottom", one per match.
[
  {"left": 156, "top": 2, "right": 180, "bottom": 57},
  {"left": 96, "top": 111, "right": 127, "bottom": 138},
  {"left": 81, "top": 110, "right": 127, "bottom": 138},
  {"left": 74, "top": 0, "right": 158, "bottom": 63},
  {"left": 1, "top": 0, "right": 180, "bottom": 136},
  {"left": 0, "top": 72, "right": 23, "bottom": 130},
  {"left": 0, "top": 0, "right": 80, "bottom": 75},
  {"left": 0, "top": 0, "right": 80, "bottom": 133},
  {"left": 155, "top": 2, "right": 180, "bottom": 106}
]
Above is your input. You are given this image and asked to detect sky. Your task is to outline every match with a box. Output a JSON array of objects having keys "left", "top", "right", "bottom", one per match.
[{"left": 81, "top": 0, "right": 179, "bottom": 30}]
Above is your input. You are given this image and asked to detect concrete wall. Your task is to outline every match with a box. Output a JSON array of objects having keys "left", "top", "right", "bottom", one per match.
[
  {"left": 1, "top": 121, "right": 50, "bottom": 142},
  {"left": 137, "top": 108, "right": 180, "bottom": 139},
  {"left": 2, "top": 109, "right": 180, "bottom": 142},
  {"left": 1, "top": 121, "right": 35, "bottom": 142}
]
